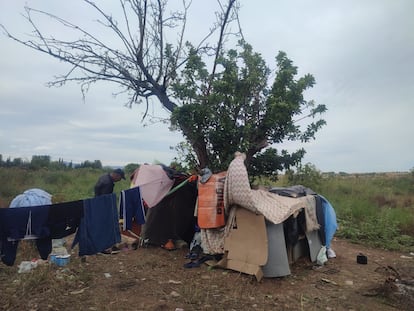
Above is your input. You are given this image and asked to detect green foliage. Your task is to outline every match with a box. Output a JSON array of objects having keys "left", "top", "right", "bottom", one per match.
[
  {"left": 285, "top": 163, "right": 322, "bottom": 189},
  {"left": 30, "top": 155, "right": 51, "bottom": 170},
  {"left": 124, "top": 163, "right": 140, "bottom": 175},
  {"left": 171, "top": 41, "right": 326, "bottom": 176},
  {"left": 0, "top": 167, "right": 130, "bottom": 204},
  {"left": 317, "top": 173, "right": 414, "bottom": 252},
  {"left": 269, "top": 170, "right": 414, "bottom": 252},
  {"left": 338, "top": 216, "right": 413, "bottom": 251},
  {"left": 78, "top": 160, "right": 102, "bottom": 169},
  {"left": 172, "top": 142, "right": 199, "bottom": 173},
  {"left": 1, "top": 166, "right": 413, "bottom": 252},
  {"left": 249, "top": 148, "right": 305, "bottom": 182}
]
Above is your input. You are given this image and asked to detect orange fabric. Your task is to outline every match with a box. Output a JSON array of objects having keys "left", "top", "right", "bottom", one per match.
[
  {"left": 188, "top": 175, "right": 198, "bottom": 182},
  {"left": 162, "top": 239, "right": 176, "bottom": 250},
  {"left": 121, "top": 221, "right": 141, "bottom": 238},
  {"left": 197, "top": 171, "right": 226, "bottom": 229}
]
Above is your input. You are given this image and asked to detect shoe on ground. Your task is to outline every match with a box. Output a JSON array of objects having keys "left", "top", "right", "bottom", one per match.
[
  {"left": 101, "top": 246, "right": 121, "bottom": 255},
  {"left": 110, "top": 246, "right": 121, "bottom": 254},
  {"left": 327, "top": 248, "right": 337, "bottom": 258},
  {"left": 101, "top": 248, "right": 112, "bottom": 255},
  {"left": 162, "top": 239, "right": 176, "bottom": 251}
]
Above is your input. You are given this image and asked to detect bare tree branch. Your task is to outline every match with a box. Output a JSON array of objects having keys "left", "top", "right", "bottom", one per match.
[
  {"left": 206, "top": 0, "right": 238, "bottom": 96},
  {"left": 1, "top": 0, "right": 205, "bottom": 112},
  {"left": 0, "top": 0, "right": 246, "bottom": 169}
]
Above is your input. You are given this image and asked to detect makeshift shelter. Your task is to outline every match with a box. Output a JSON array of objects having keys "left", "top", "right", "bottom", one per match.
[
  {"left": 197, "top": 152, "right": 337, "bottom": 280},
  {"left": 141, "top": 179, "right": 198, "bottom": 247},
  {"left": 119, "top": 158, "right": 337, "bottom": 280},
  {"left": 130, "top": 164, "right": 176, "bottom": 208},
  {"left": 123, "top": 164, "right": 199, "bottom": 248}
]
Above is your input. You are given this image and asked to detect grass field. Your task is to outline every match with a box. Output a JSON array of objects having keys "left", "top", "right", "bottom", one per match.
[
  {"left": 317, "top": 172, "right": 414, "bottom": 251},
  {"left": 1, "top": 167, "right": 413, "bottom": 252},
  {"left": 1, "top": 167, "right": 413, "bottom": 311}
]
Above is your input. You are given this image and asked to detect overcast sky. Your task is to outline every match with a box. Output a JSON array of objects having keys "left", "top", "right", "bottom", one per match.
[{"left": 1, "top": 0, "right": 413, "bottom": 173}]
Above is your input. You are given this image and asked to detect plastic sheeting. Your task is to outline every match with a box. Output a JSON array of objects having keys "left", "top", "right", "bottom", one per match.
[
  {"left": 9, "top": 189, "right": 52, "bottom": 208},
  {"left": 319, "top": 195, "right": 338, "bottom": 249}
]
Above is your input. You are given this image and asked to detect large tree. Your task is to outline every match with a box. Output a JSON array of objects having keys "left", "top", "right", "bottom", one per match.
[
  {"left": 171, "top": 41, "right": 326, "bottom": 177},
  {"left": 1, "top": 0, "right": 326, "bottom": 178}
]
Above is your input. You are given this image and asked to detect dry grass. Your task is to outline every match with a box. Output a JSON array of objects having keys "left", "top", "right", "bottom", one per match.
[{"left": 1, "top": 237, "right": 413, "bottom": 311}]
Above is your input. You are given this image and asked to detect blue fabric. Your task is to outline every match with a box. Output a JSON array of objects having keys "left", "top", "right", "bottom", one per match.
[
  {"left": 315, "top": 195, "right": 326, "bottom": 246},
  {"left": 47, "top": 200, "right": 84, "bottom": 239},
  {"left": 72, "top": 194, "right": 121, "bottom": 256},
  {"left": 119, "top": 187, "right": 146, "bottom": 231},
  {"left": 9, "top": 188, "right": 52, "bottom": 208},
  {"left": 319, "top": 195, "right": 338, "bottom": 249},
  {"left": 0, "top": 205, "right": 51, "bottom": 240},
  {"left": 1, "top": 237, "right": 51, "bottom": 266},
  {"left": 0, "top": 205, "right": 52, "bottom": 266}
]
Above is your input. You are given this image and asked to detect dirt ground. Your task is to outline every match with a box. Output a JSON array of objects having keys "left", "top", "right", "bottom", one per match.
[{"left": 1, "top": 237, "right": 413, "bottom": 311}]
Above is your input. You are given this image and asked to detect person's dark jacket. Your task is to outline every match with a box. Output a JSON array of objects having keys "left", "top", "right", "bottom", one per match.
[{"left": 94, "top": 173, "right": 114, "bottom": 197}]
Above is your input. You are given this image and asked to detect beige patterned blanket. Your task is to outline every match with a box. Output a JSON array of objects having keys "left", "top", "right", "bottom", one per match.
[
  {"left": 224, "top": 152, "right": 317, "bottom": 225},
  {"left": 201, "top": 152, "right": 319, "bottom": 254}
]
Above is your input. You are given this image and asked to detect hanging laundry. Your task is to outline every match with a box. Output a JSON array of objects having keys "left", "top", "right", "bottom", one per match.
[
  {"left": 119, "top": 187, "right": 146, "bottom": 231},
  {"left": 0, "top": 202, "right": 52, "bottom": 266},
  {"left": 72, "top": 193, "right": 121, "bottom": 256},
  {"left": 47, "top": 200, "right": 84, "bottom": 239}
]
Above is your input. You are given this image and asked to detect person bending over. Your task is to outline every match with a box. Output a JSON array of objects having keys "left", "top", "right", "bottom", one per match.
[{"left": 94, "top": 168, "right": 125, "bottom": 197}]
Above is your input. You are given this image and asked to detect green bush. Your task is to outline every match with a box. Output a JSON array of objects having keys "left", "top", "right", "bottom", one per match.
[{"left": 286, "top": 163, "right": 322, "bottom": 189}]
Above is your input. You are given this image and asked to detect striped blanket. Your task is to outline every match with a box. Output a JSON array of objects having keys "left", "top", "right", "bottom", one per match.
[
  {"left": 201, "top": 152, "right": 319, "bottom": 255},
  {"left": 224, "top": 152, "right": 317, "bottom": 225}
]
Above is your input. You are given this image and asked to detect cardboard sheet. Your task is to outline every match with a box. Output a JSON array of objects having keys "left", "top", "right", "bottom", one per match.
[{"left": 224, "top": 207, "right": 268, "bottom": 281}]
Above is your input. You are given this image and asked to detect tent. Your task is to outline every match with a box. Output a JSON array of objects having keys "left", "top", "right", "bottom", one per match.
[
  {"left": 125, "top": 164, "right": 199, "bottom": 248},
  {"left": 130, "top": 164, "right": 175, "bottom": 208},
  {"left": 140, "top": 178, "right": 198, "bottom": 247}
]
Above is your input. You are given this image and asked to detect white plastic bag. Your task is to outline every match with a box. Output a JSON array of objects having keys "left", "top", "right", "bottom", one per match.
[{"left": 316, "top": 246, "right": 328, "bottom": 266}]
